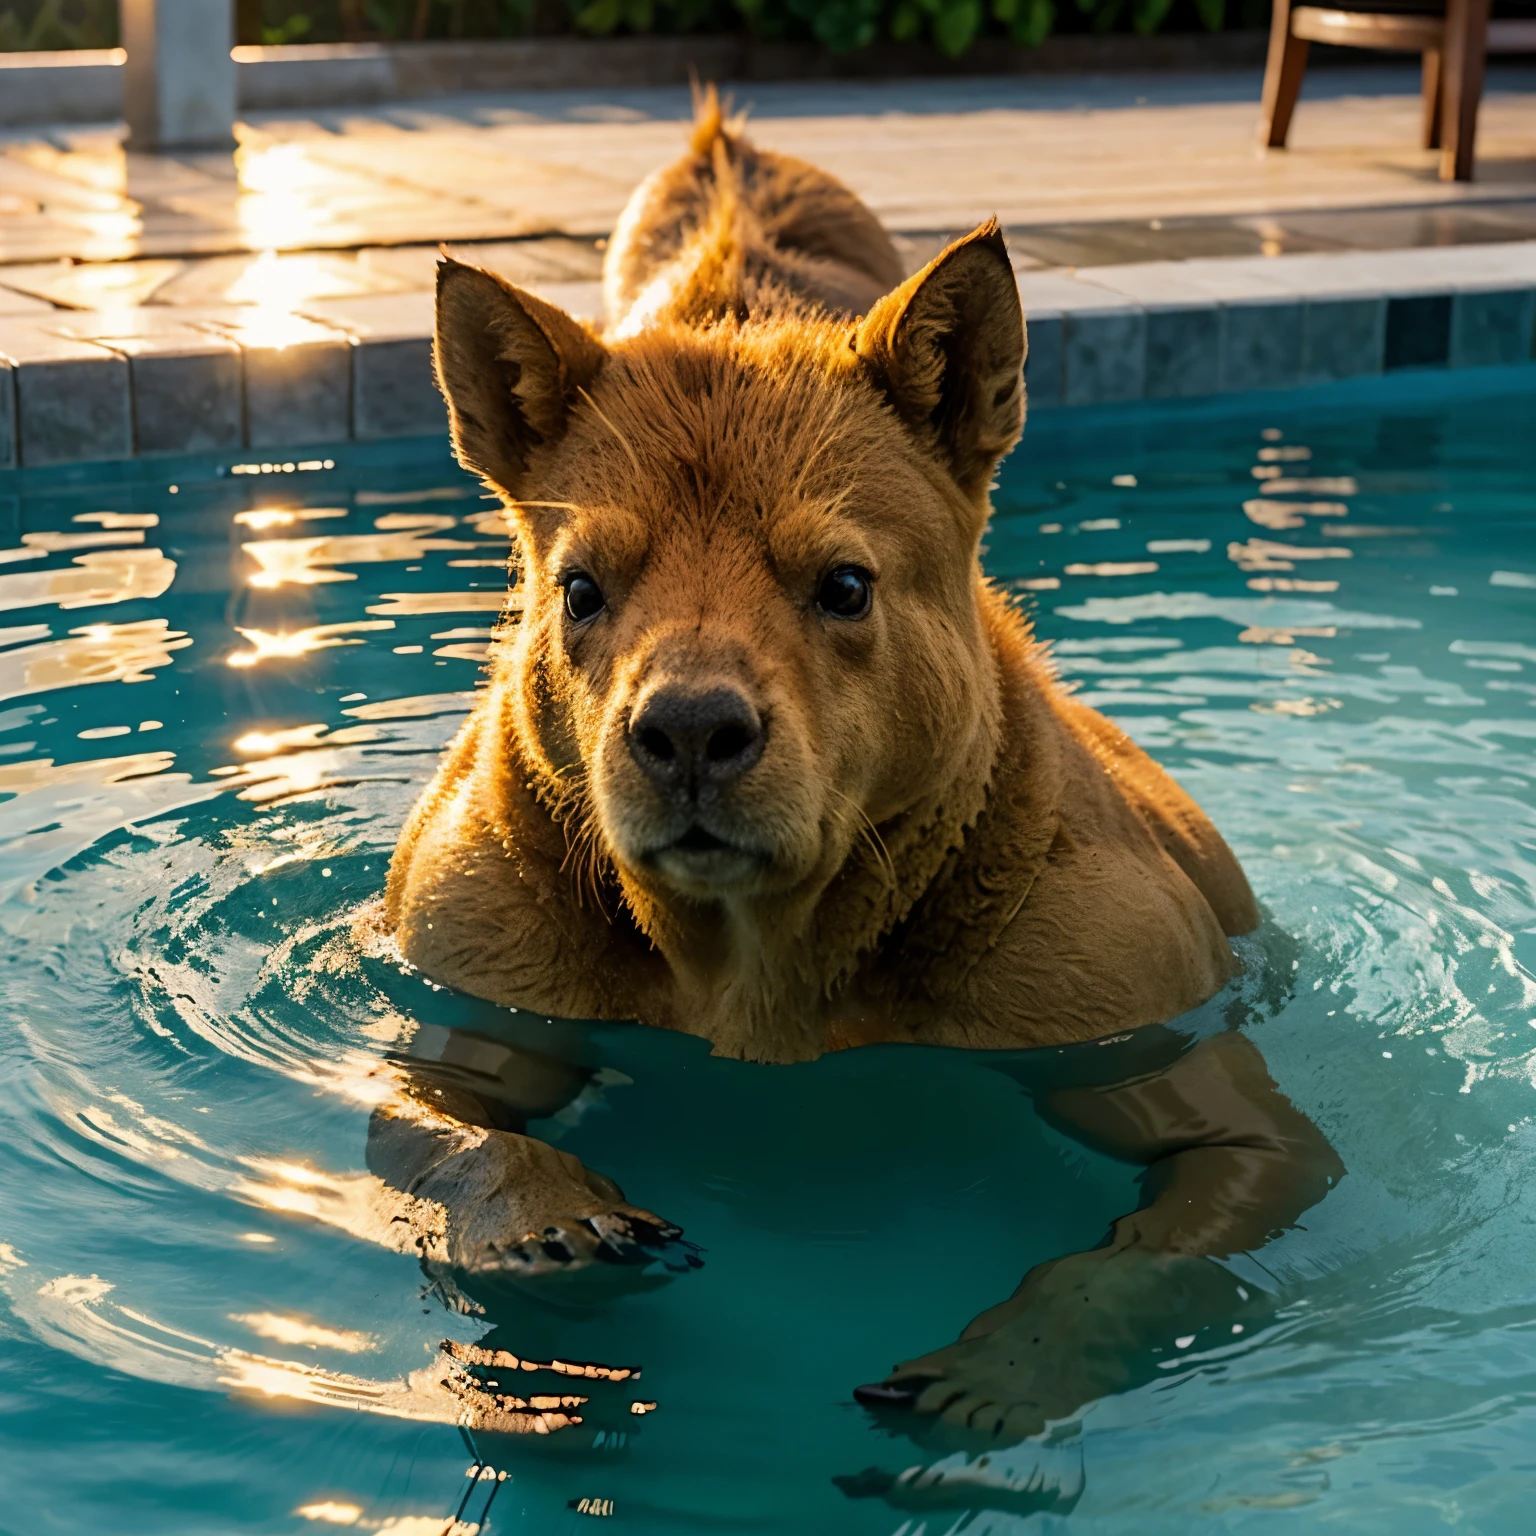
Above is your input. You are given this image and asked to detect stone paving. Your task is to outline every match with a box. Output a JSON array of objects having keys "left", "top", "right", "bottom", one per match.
[
  {"left": 6, "top": 67, "right": 1536, "bottom": 266},
  {"left": 1, "top": 65, "right": 1535, "bottom": 468}
]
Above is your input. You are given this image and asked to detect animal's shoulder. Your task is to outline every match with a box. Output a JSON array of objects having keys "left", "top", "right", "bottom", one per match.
[
  {"left": 904, "top": 672, "right": 1239, "bottom": 1048},
  {"left": 1050, "top": 691, "right": 1259, "bottom": 938}
]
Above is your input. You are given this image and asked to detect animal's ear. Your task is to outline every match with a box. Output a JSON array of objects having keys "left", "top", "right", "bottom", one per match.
[
  {"left": 854, "top": 219, "right": 1025, "bottom": 497},
  {"left": 434, "top": 254, "right": 608, "bottom": 493}
]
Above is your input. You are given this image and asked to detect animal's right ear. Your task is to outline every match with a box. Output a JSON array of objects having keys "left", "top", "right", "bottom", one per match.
[{"left": 434, "top": 255, "right": 608, "bottom": 494}]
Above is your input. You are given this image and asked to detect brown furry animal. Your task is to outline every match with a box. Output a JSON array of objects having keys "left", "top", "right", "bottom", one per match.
[
  {"left": 386, "top": 100, "right": 1258, "bottom": 1065},
  {"left": 374, "top": 95, "right": 1339, "bottom": 1445}
]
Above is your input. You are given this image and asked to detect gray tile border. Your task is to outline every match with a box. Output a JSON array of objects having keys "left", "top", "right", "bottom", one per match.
[
  {"left": 1022, "top": 312, "right": 1062, "bottom": 411},
  {"left": 1301, "top": 297, "right": 1385, "bottom": 384},
  {"left": 241, "top": 337, "right": 353, "bottom": 448},
  {"left": 1144, "top": 306, "right": 1222, "bottom": 399},
  {"left": 0, "top": 358, "right": 14, "bottom": 470},
  {"left": 42, "top": 308, "right": 246, "bottom": 455},
  {"left": 0, "top": 240, "right": 1533, "bottom": 463},
  {"left": 1384, "top": 293, "right": 1453, "bottom": 371},
  {"left": 125, "top": 341, "right": 245, "bottom": 456},
  {"left": 296, "top": 292, "right": 443, "bottom": 439},
  {"left": 18, "top": 353, "right": 133, "bottom": 467},
  {"left": 0, "top": 322, "right": 132, "bottom": 467},
  {"left": 1451, "top": 288, "right": 1536, "bottom": 369},
  {"left": 1221, "top": 299, "right": 1305, "bottom": 394},
  {"left": 353, "top": 336, "right": 445, "bottom": 439},
  {"left": 1063, "top": 308, "right": 1146, "bottom": 406}
]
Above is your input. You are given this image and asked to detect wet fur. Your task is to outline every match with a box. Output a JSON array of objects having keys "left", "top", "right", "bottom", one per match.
[{"left": 386, "top": 92, "right": 1259, "bottom": 1066}]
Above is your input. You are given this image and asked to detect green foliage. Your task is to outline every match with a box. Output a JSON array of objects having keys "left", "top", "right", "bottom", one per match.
[
  {"left": 0, "top": 0, "right": 117, "bottom": 50},
  {"left": 993, "top": 0, "right": 1056, "bottom": 47},
  {"left": 0, "top": 0, "right": 1250, "bottom": 55},
  {"left": 1131, "top": 0, "right": 1173, "bottom": 35},
  {"left": 573, "top": 0, "right": 719, "bottom": 36},
  {"left": 262, "top": 11, "right": 314, "bottom": 42}
]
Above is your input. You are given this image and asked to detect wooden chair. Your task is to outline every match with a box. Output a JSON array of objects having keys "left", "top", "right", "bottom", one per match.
[{"left": 1259, "top": 0, "right": 1536, "bottom": 181}]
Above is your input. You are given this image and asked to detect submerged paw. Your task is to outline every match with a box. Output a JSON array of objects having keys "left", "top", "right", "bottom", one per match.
[
  {"left": 459, "top": 1204, "right": 700, "bottom": 1278},
  {"left": 835, "top": 1437, "right": 1085, "bottom": 1518},
  {"left": 853, "top": 1306, "right": 1125, "bottom": 1439},
  {"left": 855, "top": 1351, "right": 1056, "bottom": 1441}
]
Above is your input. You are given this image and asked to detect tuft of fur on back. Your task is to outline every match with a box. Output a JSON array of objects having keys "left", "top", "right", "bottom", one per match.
[{"left": 602, "top": 85, "right": 906, "bottom": 338}]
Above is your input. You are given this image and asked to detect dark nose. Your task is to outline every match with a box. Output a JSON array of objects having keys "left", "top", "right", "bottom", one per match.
[{"left": 628, "top": 685, "right": 764, "bottom": 791}]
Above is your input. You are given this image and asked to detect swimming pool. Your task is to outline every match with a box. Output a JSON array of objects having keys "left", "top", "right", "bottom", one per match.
[{"left": 1, "top": 366, "right": 1533, "bottom": 1534}]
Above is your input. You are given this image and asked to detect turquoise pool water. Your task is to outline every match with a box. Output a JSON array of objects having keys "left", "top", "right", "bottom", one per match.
[{"left": 0, "top": 369, "right": 1533, "bottom": 1534}]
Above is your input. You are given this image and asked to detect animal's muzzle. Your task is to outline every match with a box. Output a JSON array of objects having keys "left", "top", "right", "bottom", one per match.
[{"left": 627, "top": 684, "right": 765, "bottom": 797}]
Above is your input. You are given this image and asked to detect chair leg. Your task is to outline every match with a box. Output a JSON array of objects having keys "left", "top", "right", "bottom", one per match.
[
  {"left": 1440, "top": 0, "right": 1491, "bottom": 181},
  {"left": 1259, "top": 0, "right": 1310, "bottom": 149},
  {"left": 1421, "top": 48, "right": 1444, "bottom": 150}
]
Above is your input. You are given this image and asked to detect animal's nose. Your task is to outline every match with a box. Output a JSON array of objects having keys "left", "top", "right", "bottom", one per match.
[{"left": 628, "top": 686, "right": 764, "bottom": 791}]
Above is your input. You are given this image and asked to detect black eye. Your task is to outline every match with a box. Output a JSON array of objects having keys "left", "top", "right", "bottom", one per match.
[
  {"left": 816, "top": 565, "right": 873, "bottom": 620},
  {"left": 563, "top": 572, "right": 605, "bottom": 623}
]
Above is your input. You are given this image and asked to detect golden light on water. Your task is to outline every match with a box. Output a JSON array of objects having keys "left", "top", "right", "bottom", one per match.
[
  {"left": 229, "top": 1312, "right": 376, "bottom": 1354},
  {"left": 226, "top": 621, "right": 394, "bottom": 668},
  {"left": 243, "top": 527, "right": 485, "bottom": 588},
  {"left": 366, "top": 591, "right": 511, "bottom": 617},
  {"left": 74, "top": 512, "right": 159, "bottom": 529},
  {"left": 0, "top": 550, "right": 177, "bottom": 614},
  {"left": 234, "top": 509, "right": 298, "bottom": 532},
  {"left": 293, "top": 1503, "right": 365, "bottom": 1525},
  {"left": 0, "top": 620, "right": 191, "bottom": 700},
  {"left": 22, "top": 528, "right": 145, "bottom": 553},
  {"left": 233, "top": 724, "right": 332, "bottom": 757}
]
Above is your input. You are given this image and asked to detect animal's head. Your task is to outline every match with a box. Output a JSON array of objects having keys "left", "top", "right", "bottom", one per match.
[{"left": 434, "top": 223, "right": 1025, "bottom": 942}]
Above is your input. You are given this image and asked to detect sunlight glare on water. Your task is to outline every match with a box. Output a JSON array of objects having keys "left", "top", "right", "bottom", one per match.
[{"left": 0, "top": 371, "right": 1533, "bottom": 1533}]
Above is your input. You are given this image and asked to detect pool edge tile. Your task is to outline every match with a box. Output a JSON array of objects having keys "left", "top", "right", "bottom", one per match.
[
  {"left": 0, "top": 357, "right": 14, "bottom": 470},
  {"left": 1062, "top": 307, "right": 1147, "bottom": 407}
]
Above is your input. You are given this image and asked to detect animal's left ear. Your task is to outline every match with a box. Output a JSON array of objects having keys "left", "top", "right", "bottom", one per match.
[{"left": 854, "top": 218, "right": 1025, "bottom": 498}]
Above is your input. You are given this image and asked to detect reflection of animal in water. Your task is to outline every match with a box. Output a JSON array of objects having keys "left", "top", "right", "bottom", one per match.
[{"left": 368, "top": 86, "right": 1344, "bottom": 1486}]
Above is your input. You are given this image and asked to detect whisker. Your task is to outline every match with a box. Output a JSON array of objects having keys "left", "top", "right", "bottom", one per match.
[
  {"left": 827, "top": 787, "right": 896, "bottom": 894},
  {"left": 576, "top": 388, "right": 644, "bottom": 480}
]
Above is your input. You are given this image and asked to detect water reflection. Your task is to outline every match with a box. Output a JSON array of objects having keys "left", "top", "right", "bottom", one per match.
[
  {"left": 229, "top": 1312, "right": 377, "bottom": 1353},
  {"left": 243, "top": 519, "right": 493, "bottom": 589},
  {"left": 228, "top": 621, "right": 395, "bottom": 667},
  {"left": 366, "top": 593, "right": 512, "bottom": 617},
  {"left": 234, "top": 507, "right": 347, "bottom": 532},
  {"left": 0, "top": 620, "right": 190, "bottom": 699},
  {"left": 0, "top": 386, "right": 1532, "bottom": 1531},
  {"left": 0, "top": 549, "right": 176, "bottom": 612}
]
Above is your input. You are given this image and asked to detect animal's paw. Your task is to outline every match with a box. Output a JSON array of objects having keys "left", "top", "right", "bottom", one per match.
[
  {"left": 466, "top": 1203, "right": 695, "bottom": 1279},
  {"left": 835, "top": 1434, "right": 1085, "bottom": 1520},
  {"left": 855, "top": 1248, "right": 1255, "bottom": 1439},
  {"left": 433, "top": 1128, "right": 699, "bottom": 1279}
]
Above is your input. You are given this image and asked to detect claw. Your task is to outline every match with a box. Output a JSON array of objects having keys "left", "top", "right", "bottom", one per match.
[{"left": 853, "top": 1380, "right": 922, "bottom": 1408}]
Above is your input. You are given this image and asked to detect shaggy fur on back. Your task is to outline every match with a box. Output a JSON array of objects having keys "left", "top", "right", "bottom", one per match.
[
  {"left": 384, "top": 91, "right": 1259, "bottom": 1064},
  {"left": 604, "top": 91, "right": 905, "bottom": 335}
]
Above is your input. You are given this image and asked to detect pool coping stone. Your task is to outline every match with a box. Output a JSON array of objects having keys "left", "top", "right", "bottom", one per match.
[{"left": 0, "top": 241, "right": 1533, "bottom": 469}]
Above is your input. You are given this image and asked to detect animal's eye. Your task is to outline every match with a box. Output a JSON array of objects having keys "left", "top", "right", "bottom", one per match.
[
  {"left": 563, "top": 572, "right": 605, "bottom": 623},
  {"left": 816, "top": 565, "right": 873, "bottom": 621}
]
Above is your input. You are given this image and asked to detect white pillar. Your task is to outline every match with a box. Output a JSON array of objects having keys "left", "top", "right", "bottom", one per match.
[{"left": 121, "top": 0, "right": 237, "bottom": 152}]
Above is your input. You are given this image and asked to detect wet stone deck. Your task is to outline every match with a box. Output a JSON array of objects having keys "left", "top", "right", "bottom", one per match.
[{"left": 1, "top": 65, "right": 1534, "bottom": 466}]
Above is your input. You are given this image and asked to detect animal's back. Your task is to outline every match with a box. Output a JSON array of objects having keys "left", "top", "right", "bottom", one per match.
[{"left": 602, "top": 90, "right": 906, "bottom": 336}]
